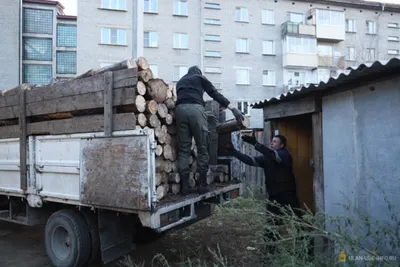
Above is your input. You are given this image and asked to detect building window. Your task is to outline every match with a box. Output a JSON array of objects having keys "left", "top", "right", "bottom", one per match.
[
  {"left": 23, "top": 8, "right": 53, "bottom": 34},
  {"left": 173, "top": 65, "right": 188, "bottom": 81},
  {"left": 101, "top": 28, "right": 127, "bottom": 45},
  {"left": 204, "top": 50, "right": 221, "bottom": 57},
  {"left": 235, "top": 7, "right": 249, "bottom": 22},
  {"left": 345, "top": 19, "right": 356, "bottom": 32},
  {"left": 347, "top": 47, "right": 356, "bottom": 61},
  {"left": 144, "top": 0, "right": 158, "bottom": 13},
  {"left": 204, "top": 18, "right": 221, "bottom": 25},
  {"left": 388, "top": 22, "right": 399, "bottom": 28},
  {"left": 237, "top": 101, "right": 250, "bottom": 116},
  {"left": 366, "top": 48, "right": 375, "bottom": 62},
  {"left": 236, "top": 38, "right": 249, "bottom": 53},
  {"left": 262, "top": 9, "right": 274, "bottom": 25},
  {"left": 262, "top": 40, "right": 275, "bottom": 55},
  {"left": 318, "top": 45, "right": 333, "bottom": 56},
  {"left": 388, "top": 49, "right": 399, "bottom": 55},
  {"left": 204, "top": 67, "right": 221, "bottom": 73},
  {"left": 263, "top": 70, "right": 276, "bottom": 86},
  {"left": 23, "top": 64, "right": 52, "bottom": 84},
  {"left": 317, "top": 10, "right": 344, "bottom": 26},
  {"left": 144, "top": 31, "right": 158, "bottom": 47},
  {"left": 23, "top": 37, "right": 52, "bottom": 61},
  {"left": 235, "top": 68, "right": 250, "bottom": 85},
  {"left": 284, "top": 36, "right": 317, "bottom": 54},
  {"left": 388, "top": 36, "right": 399, "bottom": 42},
  {"left": 56, "top": 51, "right": 77, "bottom": 74},
  {"left": 286, "top": 71, "right": 309, "bottom": 86},
  {"left": 149, "top": 64, "right": 158, "bottom": 78},
  {"left": 174, "top": 0, "right": 187, "bottom": 16},
  {"left": 288, "top": 12, "right": 303, "bottom": 23},
  {"left": 173, "top": 33, "right": 188, "bottom": 49},
  {"left": 101, "top": 0, "right": 126, "bottom": 10},
  {"left": 204, "top": 34, "right": 220, "bottom": 42},
  {"left": 204, "top": 3, "right": 220, "bottom": 9},
  {"left": 57, "top": 24, "right": 77, "bottom": 47},
  {"left": 366, "top": 21, "right": 377, "bottom": 34}
]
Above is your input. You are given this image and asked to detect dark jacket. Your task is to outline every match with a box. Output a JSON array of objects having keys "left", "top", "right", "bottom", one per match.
[
  {"left": 176, "top": 66, "right": 230, "bottom": 107},
  {"left": 233, "top": 143, "right": 297, "bottom": 197}
]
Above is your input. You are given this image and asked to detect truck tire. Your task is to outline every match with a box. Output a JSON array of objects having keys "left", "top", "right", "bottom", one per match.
[
  {"left": 81, "top": 210, "right": 101, "bottom": 265},
  {"left": 45, "top": 209, "right": 91, "bottom": 267}
]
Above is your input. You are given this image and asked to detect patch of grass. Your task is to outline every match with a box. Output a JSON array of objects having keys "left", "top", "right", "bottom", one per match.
[{"left": 119, "top": 178, "right": 399, "bottom": 267}]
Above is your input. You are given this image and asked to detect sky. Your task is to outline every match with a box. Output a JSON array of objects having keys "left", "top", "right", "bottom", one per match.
[
  {"left": 59, "top": 0, "right": 77, "bottom": 15},
  {"left": 57, "top": 0, "right": 400, "bottom": 16}
]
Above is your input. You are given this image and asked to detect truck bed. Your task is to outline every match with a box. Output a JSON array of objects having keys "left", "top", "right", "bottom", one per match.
[
  {"left": 156, "top": 181, "right": 241, "bottom": 208},
  {"left": 0, "top": 129, "right": 242, "bottom": 223}
]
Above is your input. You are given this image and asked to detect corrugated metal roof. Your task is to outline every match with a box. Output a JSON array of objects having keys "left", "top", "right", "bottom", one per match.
[{"left": 252, "top": 57, "right": 400, "bottom": 108}]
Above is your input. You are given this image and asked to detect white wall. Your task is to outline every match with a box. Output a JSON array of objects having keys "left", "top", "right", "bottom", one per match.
[{"left": 322, "top": 77, "right": 400, "bottom": 260}]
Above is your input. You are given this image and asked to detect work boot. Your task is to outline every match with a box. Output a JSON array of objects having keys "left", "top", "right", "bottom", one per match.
[
  {"left": 198, "top": 172, "right": 209, "bottom": 194},
  {"left": 180, "top": 174, "right": 196, "bottom": 196}
]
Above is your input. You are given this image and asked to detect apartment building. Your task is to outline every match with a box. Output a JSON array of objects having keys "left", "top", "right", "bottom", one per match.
[
  {"left": 0, "top": 0, "right": 77, "bottom": 90},
  {"left": 140, "top": 0, "right": 400, "bottom": 127},
  {"left": 74, "top": 0, "right": 400, "bottom": 127},
  {"left": 76, "top": 0, "right": 143, "bottom": 73}
]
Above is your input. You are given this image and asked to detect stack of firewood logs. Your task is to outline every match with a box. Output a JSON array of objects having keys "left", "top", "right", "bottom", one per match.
[{"left": 0, "top": 56, "right": 249, "bottom": 201}]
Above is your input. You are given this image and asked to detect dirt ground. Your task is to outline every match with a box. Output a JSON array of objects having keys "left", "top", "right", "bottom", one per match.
[{"left": 0, "top": 207, "right": 265, "bottom": 267}]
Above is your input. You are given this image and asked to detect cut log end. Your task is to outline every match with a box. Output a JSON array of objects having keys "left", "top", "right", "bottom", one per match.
[
  {"left": 138, "top": 69, "right": 153, "bottom": 83},
  {"left": 134, "top": 95, "right": 146, "bottom": 113},
  {"left": 137, "top": 81, "right": 147, "bottom": 96},
  {"left": 155, "top": 144, "right": 163, "bottom": 156},
  {"left": 147, "top": 79, "right": 168, "bottom": 103},
  {"left": 146, "top": 100, "right": 158, "bottom": 115},
  {"left": 136, "top": 57, "right": 149, "bottom": 71},
  {"left": 136, "top": 113, "right": 147, "bottom": 127}
]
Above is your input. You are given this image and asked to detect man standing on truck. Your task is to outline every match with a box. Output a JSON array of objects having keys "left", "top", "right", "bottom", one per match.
[
  {"left": 223, "top": 133, "right": 302, "bottom": 242},
  {"left": 175, "top": 66, "right": 244, "bottom": 195}
]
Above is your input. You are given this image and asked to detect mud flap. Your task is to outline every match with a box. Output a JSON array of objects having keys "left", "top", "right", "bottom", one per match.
[{"left": 98, "top": 210, "right": 135, "bottom": 264}]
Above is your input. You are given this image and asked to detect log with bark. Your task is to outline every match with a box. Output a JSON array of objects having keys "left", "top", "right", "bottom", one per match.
[
  {"left": 138, "top": 69, "right": 153, "bottom": 83},
  {"left": 136, "top": 57, "right": 149, "bottom": 71},
  {"left": 76, "top": 59, "right": 136, "bottom": 79},
  {"left": 216, "top": 116, "right": 250, "bottom": 134},
  {"left": 147, "top": 79, "right": 168, "bottom": 103},
  {"left": 146, "top": 100, "right": 158, "bottom": 114},
  {"left": 0, "top": 56, "right": 235, "bottom": 200},
  {"left": 164, "top": 98, "right": 175, "bottom": 110},
  {"left": 136, "top": 81, "right": 147, "bottom": 96}
]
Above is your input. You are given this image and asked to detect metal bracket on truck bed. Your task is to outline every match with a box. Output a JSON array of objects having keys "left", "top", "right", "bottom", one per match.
[{"left": 138, "top": 182, "right": 243, "bottom": 232}]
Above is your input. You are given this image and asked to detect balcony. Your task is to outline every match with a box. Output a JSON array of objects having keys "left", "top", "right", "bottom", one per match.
[
  {"left": 282, "top": 22, "right": 316, "bottom": 37},
  {"left": 283, "top": 53, "right": 318, "bottom": 69},
  {"left": 283, "top": 35, "right": 318, "bottom": 69},
  {"left": 318, "top": 56, "right": 345, "bottom": 68},
  {"left": 307, "top": 9, "right": 345, "bottom": 42}
]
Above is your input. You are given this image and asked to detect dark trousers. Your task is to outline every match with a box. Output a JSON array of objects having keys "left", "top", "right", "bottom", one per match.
[
  {"left": 265, "top": 192, "right": 302, "bottom": 241},
  {"left": 175, "top": 104, "right": 209, "bottom": 176},
  {"left": 264, "top": 192, "right": 314, "bottom": 256}
]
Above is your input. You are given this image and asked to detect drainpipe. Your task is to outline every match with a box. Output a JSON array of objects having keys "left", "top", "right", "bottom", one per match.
[
  {"left": 19, "top": 0, "right": 23, "bottom": 84},
  {"left": 375, "top": 2, "right": 385, "bottom": 61}
]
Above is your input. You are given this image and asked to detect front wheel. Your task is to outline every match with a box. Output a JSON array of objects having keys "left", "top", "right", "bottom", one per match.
[{"left": 45, "top": 209, "right": 91, "bottom": 267}]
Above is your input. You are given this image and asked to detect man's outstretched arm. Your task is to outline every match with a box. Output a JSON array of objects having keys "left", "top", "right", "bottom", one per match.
[
  {"left": 242, "top": 133, "right": 282, "bottom": 163},
  {"left": 223, "top": 142, "right": 264, "bottom": 167},
  {"left": 254, "top": 143, "right": 282, "bottom": 163}
]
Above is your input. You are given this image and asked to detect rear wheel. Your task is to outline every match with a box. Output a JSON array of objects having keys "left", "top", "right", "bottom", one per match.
[
  {"left": 82, "top": 210, "right": 101, "bottom": 265},
  {"left": 45, "top": 209, "right": 91, "bottom": 267}
]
